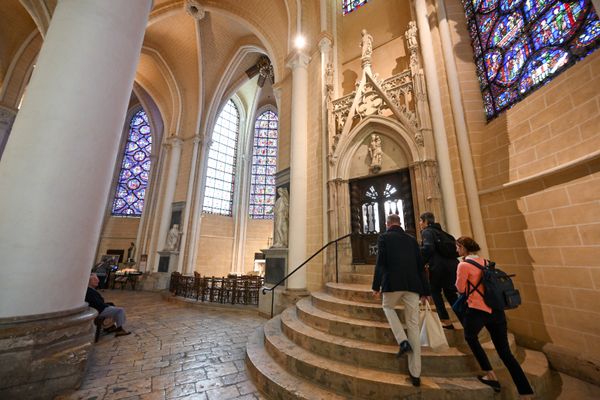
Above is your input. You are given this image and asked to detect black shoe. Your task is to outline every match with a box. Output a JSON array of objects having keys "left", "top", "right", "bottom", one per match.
[
  {"left": 477, "top": 375, "right": 501, "bottom": 392},
  {"left": 409, "top": 374, "right": 421, "bottom": 387},
  {"left": 396, "top": 340, "right": 412, "bottom": 358}
]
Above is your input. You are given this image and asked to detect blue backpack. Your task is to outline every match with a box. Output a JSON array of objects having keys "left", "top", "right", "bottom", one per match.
[{"left": 464, "top": 259, "right": 521, "bottom": 311}]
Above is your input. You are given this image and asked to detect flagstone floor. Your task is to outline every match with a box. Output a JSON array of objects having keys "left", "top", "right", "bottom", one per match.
[
  {"left": 55, "top": 290, "right": 600, "bottom": 400},
  {"left": 56, "top": 290, "right": 266, "bottom": 400}
]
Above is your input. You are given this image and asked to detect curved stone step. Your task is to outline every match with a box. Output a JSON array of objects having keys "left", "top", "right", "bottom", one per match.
[
  {"left": 280, "top": 306, "right": 514, "bottom": 376},
  {"left": 338, "top": 273, "right": 372, "bottom": 285},
  {"left": 245, "top": 327, "right": 348, "bottom": 400},
  {"left": 325, "top": 282, "right": 380, "bottom": 304},
  {"left": 297, "top": 297, "right": 468, "bottom": 347},
  {"left": 263, "top": 314, "right": 495, "bottom": 399},
  {"left": 337, "top": 264, "right": 375, "bottom": 274},
  {"left": 311, "top": 290, "right": 389, "bottom": 322}
]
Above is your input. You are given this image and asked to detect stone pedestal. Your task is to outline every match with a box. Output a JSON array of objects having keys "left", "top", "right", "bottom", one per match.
[
  {"left": 0, "top": 306, "right": 96, "bottom": 399},
  {"left": 262, "top": 247, "right": 288, "bottom": 286},
  {"left": 258, "top": 248, "right": 310, "bottom": 317},
  {"left": 145, "top": 251, "right": 179, "bottom": 290}
]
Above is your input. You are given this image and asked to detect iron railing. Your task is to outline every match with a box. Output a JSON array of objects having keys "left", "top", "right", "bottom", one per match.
[{"left": 262, "top": 233, "right": 353, "bottom": 317}]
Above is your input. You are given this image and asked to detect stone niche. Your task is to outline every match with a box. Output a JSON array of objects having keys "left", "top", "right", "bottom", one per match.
[
  {"left": 348, "top": 132, "right": 409, "bottom": 178},
  {"left": 0, "top": 305, "right": 96, "bottom": 399}
]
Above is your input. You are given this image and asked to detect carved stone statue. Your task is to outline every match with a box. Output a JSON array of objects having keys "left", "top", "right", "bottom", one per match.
[
  {"left": 272, "top": 188, "right": 289, "bottom": 248},
  {"left": 127, "top": 242, "right": 136, "bottom": 262},
  {"left": 368, "top": 134, "right": 383, "bottom": 173},
  {"left": 360, "top": 29, "right": 373, "bottom": 59},
  {"left": 166, "top": 224, "right": 182, "bottom": 251},
  {"left": 406, "top": 21, "right": 418, "bottom": 50},
  {"left": 325, "top": 63, "right": 334, "bottom": 99}
]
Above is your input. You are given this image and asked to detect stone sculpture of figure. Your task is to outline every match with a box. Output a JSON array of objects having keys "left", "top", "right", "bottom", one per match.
[
  {"left": 325, "top": 63, "right": 334, "bottom": 98},
  {"left": 360, "top": 29, "right": 373, "bottom": 59},
  {"left": 272, "top": 188, "right": 289, "bottom": 248},
  {"left": 166, "top": 224, "right": 181, "bottom": 251},
  {"left": 406, "top": 21, "right": 418, "bottom": 50},
  {"left": 368, "top": 134, "right": 383, "bottom": 173},
  {"left": 127, "top": 242, "right": 136, "bottom": 262}
]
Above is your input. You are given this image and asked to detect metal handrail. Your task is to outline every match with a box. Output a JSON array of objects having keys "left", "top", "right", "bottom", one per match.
[{"left": 262, "top": 233, "right": 353, "bottom": 317}]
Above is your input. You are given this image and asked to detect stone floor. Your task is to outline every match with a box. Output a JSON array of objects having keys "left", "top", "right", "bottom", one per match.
[
  {"left": 56, "top": 290, "right": 266, "bottom": 400},
  {"left": 56, "top": 290, "right": 600, "bottom": 400}
]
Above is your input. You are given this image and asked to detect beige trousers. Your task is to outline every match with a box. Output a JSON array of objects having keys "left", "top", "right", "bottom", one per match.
[{"left": 382, "top": 291, "right": 421, "bottom": 377}]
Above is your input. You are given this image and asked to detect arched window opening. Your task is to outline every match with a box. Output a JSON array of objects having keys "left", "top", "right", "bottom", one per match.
[
  {"left": 343, "top": 0, "right": 369, "bottom": 15},
  {"left": 111, "top": 109, "right": 152, "bottom": 216},
  {"left": 249, "top": 110, "right": 278, "bottom": 219},
  {"left": 203, "top": 99, "right": 240, "bottom": 216},
  {"left": 463, "top": 0, "right": 600, "bottom": 119}
]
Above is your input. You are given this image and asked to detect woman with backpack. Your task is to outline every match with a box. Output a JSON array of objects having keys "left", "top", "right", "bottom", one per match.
[{"left": 455, "top": 236, "right": 534, "bottom": 398}]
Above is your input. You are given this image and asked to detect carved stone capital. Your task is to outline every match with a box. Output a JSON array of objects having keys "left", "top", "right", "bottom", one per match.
[
  {"left": 166, "top": 136, "right": 183, "bottom": 149},
  {"left": 285, "top": 51, "right": 311, "bottom": 70},
  {"left": 318, "top": 34, "right": 333, "bottom": 54}
]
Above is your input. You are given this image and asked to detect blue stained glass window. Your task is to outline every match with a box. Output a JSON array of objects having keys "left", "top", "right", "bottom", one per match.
[
  {"left": 203, "top": 100, "right": 239, "bottom": 216},
  {"left": 249, "top": 110, "right": 278, "bottom": 219},
  {"left": 463, "top": 0, "right": 600, "bottom": 119},
  {"left": 111, "top": 109, "right": 152, "bottom": 216},
  {"left": 343, "top": 0, "right": 368, "bottom": 15}
]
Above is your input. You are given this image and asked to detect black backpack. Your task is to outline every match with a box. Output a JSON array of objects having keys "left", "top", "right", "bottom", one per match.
[
  {"left": 465, "top": 259, "right": 521, "bottom": 311},
  {"left": 431, "top": 229, "right": 458, "bottom": 258}
]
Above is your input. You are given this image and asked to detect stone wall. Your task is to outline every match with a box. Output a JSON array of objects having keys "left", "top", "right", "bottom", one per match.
[{"left": 446, "top": 0, "right": 600, "bottom": 364}]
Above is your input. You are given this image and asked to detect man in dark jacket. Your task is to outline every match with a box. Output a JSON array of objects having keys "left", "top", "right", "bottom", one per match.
[
  {"left": 372, "top": 214, "right": 430, "bottom": 387},
  {"left": 86, "top": 273, "right": 131, "bottom": 337},
  {"left": 419, "top": 212, "right": 458, "bottom": 329}
]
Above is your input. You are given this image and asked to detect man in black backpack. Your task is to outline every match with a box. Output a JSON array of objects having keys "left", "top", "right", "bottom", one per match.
[{"left": 419, "top": 212, "right": 459, "bottom": 329}]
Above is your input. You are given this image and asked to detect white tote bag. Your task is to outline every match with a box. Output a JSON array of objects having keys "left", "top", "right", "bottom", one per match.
[{"left": 420, "top": 301, "right": 449, "bottom": 353}]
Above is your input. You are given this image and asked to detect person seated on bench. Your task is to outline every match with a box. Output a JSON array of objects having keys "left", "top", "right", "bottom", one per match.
[{"left": 86, "top": 273, "right": 131, "bottom": 337}]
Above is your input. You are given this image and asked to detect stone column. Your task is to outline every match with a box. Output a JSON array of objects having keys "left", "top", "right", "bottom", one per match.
[
  {"left": 286, "top": 51, "right": 310, "bottom": 290},
  {"left": 179, "top": 135, "right": 202, "bottom": 274},
  {"left": 414, "top": 0, "right": 461, "bottom": 236},
  {"left": 154, "top": 136, "right": 183, "bottom": 270},
  {"left": 435, "top": 0, "right": 489, "bottom": 254},
  {"left": 319, "top": 36, "right": 332, "bottom": 247},
  {"left": 0, "top": 0, "right": 152, "bottom": 398}
]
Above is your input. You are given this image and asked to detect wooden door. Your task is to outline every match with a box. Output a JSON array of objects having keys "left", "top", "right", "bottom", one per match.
[{"left": 349, "top": 169, "right": 416, "bottom": 264}]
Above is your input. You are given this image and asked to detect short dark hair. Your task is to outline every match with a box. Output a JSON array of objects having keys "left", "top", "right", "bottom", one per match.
[
  {"left": 419, "top": 212, "right": 435, "bottom": 225},
  {"left": 456, "top": 236, "right": 481, "bottom": 252},
  {"left": 386, "top": 214, "right": 401, "bottom": 225}
]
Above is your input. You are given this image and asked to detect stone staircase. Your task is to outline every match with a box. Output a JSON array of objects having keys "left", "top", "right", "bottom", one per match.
[{"left": 246, "top": 280, "right": 556, "bottom": 399}]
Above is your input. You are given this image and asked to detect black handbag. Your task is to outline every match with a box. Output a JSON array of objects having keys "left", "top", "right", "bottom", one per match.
[{"left": 452, "top": 278, "right": 481, "bottom": 320}]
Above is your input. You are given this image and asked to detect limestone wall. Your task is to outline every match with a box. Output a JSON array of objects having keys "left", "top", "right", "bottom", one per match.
[
  {"left": 96, "top": 217, "right": 140, "bottom": 262},
  {"left": 446, "top": 0, "right": 600, "bottom": 360}
]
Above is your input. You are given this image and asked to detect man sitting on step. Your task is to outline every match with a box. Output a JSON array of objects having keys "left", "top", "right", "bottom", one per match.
[
  {"left": 86, "top": 273, "right": 131, "bottom": 337},
  {"left": 372, "top": 214, "right": 431, "bottom": 387}
]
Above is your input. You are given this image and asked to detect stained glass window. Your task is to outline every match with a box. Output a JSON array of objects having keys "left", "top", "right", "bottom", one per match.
[
  {"left": 111, "top": 109, "right": 152, "bottom": 216},
  {"left": 249, "top": 110, "right": 279, "bottom": 219},
  {"left": 203, "top": 100, "right": 240, "bottom": 216},
  {"left": 343, "top": 0, "right": 368, "bottom": 15},
  {"left": 463, "top": 0, "right": 600, "bottom": 119}
]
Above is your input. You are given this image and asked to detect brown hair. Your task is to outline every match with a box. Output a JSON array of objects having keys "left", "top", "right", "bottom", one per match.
[{"left": 456, "top": 236, "right": 481, "bottom": 252}]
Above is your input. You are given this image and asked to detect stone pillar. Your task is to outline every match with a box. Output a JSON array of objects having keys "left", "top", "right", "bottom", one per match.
[
  {"left": 414, "top": 0, "right": 461, "bottom": 236},
  {"left": 154, "top": 136, "right": 183, "bottom": 271},
  {"left": 435, "top": 0, "right": 489, "bottom": 254},
  {"left": 0, "top": 0, "right": 152, "bottom": 398},
  {"left": 319, "top": 36, "right": 332, "bottom": 247},
  {"left": 179, "top": 135, "right": 202, "bottom": 274},
  {"left": 286, "top": 51, "right": 310, "bottom": 290}
]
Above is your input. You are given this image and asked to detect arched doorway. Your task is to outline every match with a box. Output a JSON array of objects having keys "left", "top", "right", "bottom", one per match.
[{"left": 349, "top": 169, "right": 416, "bottom": 264}]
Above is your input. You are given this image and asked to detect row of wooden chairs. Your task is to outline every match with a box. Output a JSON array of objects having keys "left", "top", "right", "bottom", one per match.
[{"left": 169, "top": 272, "right": 263, "bottom": 305}]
